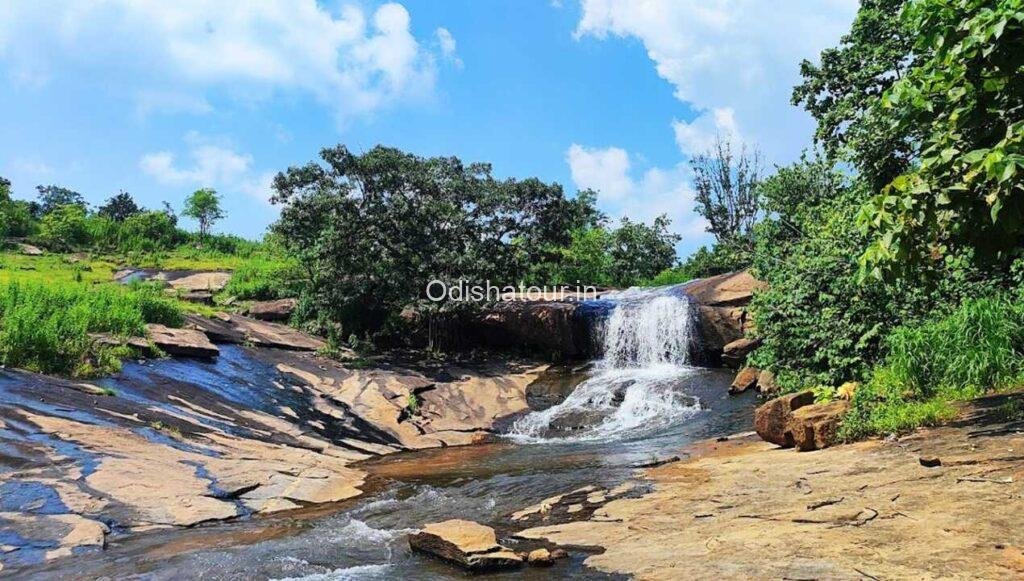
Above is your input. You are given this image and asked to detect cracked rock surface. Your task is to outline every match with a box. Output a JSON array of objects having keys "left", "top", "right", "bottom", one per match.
[{"left": 515, "top": 392, "right": 1024, "bottom": 580}]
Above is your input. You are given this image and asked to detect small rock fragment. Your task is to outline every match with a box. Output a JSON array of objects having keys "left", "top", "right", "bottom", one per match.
[
  {"left": 919, "top": 456, "right": 942, "bottom": 468},
  {"left": 527, "top": 548, "right": 555, "bottom": 566}
]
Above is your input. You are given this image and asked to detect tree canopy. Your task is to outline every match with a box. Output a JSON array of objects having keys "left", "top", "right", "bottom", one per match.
[{"left": 182, "top": 188, "right": 224, "bottom": 238}]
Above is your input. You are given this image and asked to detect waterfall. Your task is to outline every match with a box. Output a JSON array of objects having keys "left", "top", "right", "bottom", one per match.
[{"left": 509, "top": 286, "right": 703, "bottom": 442}]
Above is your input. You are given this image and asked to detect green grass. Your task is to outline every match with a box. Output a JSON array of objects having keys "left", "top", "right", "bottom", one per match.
[
  {"left": 839, "top": 297, "right": 1024, "bottom": 440},
  {"left": 0, "top": 279, "right": 183, "bottom": 377},
  {"left": 221, "top": 256, "right": 300, "bottom": 300}
]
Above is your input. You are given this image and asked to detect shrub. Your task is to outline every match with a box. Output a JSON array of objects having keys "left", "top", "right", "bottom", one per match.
[
  {"left": 38, "top": 204, "right": 90, "bottom": 250},
  {"left": 118, "top": 211, "right": 183, "bottom": 252},
  {"left": 0, "top": 280, "right": 183, "bottom": 376}
]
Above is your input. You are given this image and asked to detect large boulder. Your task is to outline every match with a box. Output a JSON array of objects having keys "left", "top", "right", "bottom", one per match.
[
  {"left": 754, "top": 391, "right": 815, "bottom": 447},
  {"left": 683, "top": 271, "right": 765, "bottom": 365},
  {"left": 247, "top": 298, "right": 298, "bottom": 321},
  {"left": 184, "top": 314, "right": 325, "bottom": 352},
  {"left": 787, "top": 400, "right": 850, "bottom": 451},
  {"left": 145, "top": 324, "right": 219, "bottom": 358},
  {"left": 409, "top": 519, "right": 523, "bottom": 572}
]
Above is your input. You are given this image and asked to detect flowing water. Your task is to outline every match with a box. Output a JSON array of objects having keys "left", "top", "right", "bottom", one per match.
[{"left": 22, "top": 285, "right": 757, "bottom": 580}]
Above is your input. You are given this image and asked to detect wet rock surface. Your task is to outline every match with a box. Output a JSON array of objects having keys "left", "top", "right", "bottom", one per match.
[
  {"left": 0, "top": 335, "right": 547, "bottom": 572},
  {"left": 145, "top": 324, "right": 219, "bottom": 358},
  {"left": 515, "top": 393, "right": 1024, "bottom": 579},
  {"left": 408, "top": 519, "right": 523, "bottom": 571}
]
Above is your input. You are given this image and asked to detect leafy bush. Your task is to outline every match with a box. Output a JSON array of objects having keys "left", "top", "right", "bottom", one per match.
[
  {"left": 38, "top": 204, "right": 90, "bottom": 250},
  {"left": 0, "top": 280, "right": 182, "bottom": 376},
  {"left": 118, "top": 211, "right": 183, "bottom": 252}
]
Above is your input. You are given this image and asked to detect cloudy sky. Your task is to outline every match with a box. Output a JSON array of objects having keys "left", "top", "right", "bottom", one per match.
[{"left": 0, "top": 0, "right": 858, "bottom": 257}]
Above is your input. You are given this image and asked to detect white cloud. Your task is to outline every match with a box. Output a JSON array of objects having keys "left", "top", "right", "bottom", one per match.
[
  {"left": 435, "top": 27, "right": 463, "bottom": 69},
  {"left": 575, "top": 0, "right": 857, "bottom": 161},
  {"left": 671, "top": 106, "right": 739, "bottom": 156},
  {"left": 566, "top": 144, "right": 633, "bottom": 200},
  {"left": 0, "top": 1, "right": 446, "bottom": 122},
  {"left": 140, "top": 134, "right": 273, "bottom": 204},
  {"left": 566, "top": 143, "right": 710, "bottom": 248}
]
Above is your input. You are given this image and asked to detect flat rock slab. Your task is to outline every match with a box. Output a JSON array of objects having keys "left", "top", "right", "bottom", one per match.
[
  {"left": 247, "top": 298, "right": 298, "bottom": 321},
  {"left": 168, "top": 272, "right": 231, "bottom": 293},
  {"left": 146, "top": 324, "right": 219, "bottom": 358},
  {"left": 409, "top": 519, "right": 523, "bottom": 572},
  {"left": 515, "top": 404, "right": 1024, "bottom": 580}
]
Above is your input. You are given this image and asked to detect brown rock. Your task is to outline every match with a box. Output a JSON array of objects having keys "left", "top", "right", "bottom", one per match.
[
  {"left": 527, "top": 548, "right": 555, "bottom": 566},
  {"left": 919, "top": 456, "right": 942, "bottom": 468},
  {"left": 754, "top": 391, "right": 815, "bottom": 447},
  {"left": 756, "top": 369, "right": 779, "bottom": 395},
  {"left": 247, "top": 298, "right": 298, "bottom": 321},
  {"left": 146, "top": 324, "right": 219, "bottom": 358},
  {"left": 551, "top": 548, "right": 569, "bottom": 559},
  {"left": 787, "top": 400, "right": 850, "bottom": 451},
  {"left": 168, "top": 271, "right": 231, "bottom": 293},
  {"left": 729, "top": 367, "right": 760, "bottom": 395},
  {"left": 17, "top": 243, "right": 43, "bottom": 256},
  {"left": 722, "top": 337, "right": 762, "bottom": 368},
  {"left": 409, "top": 519, "right": 523, "bottom": 572},
  {"left": 683, "top": 271, "right": 766, "bottom": 364},
  {"left": 683, "top": 270, "right": 766, "bottom": 307}
]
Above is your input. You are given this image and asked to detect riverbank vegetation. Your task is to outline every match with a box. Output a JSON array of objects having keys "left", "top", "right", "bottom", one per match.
[{"left": 675, "top": 0, "right": 1024, "bottom": 438}]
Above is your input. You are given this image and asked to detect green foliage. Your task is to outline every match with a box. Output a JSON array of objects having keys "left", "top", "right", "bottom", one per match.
[
  {"left": 271, "top": 145, "right": 629, "bottom": 340},
  {"left": 38, "top": 204, "right": 90, "bottom": 250},
  {"left": 35, "top": 185, "right": 86, "bottom": 216},
  {"left": 529, "top": 226, "right": 613, "bottom": 286},
  {"left": 748, "top": 156, "right": 999, "bottom": 389},
  {"left": 841, "top": 296, "right": 1024, "bottom": 439},
  {"left": 97, "top": 191, "right": 142, "bottom": 222},
  {"left": 607, "top": 216, "right": 679, "bottom": 287},
  {"left": 856, "top": 0, "right": 1024, "bottom": 278},
  {"left": 222, "top": 257, "right": 301, "bottom": 300},
  {"left": 793, "top": 0, "right": 916, "bottom": 190},
  {"left": 0, "top": 280, "right": 182, "bottom": 376},
  {"left": 885, "top": 297, "right": 1024, "bottom": 396},
  {"left": 182, "top": 188, "right": 224, "bottom": 238},
  {"left": 117, "top": 211, "right": 182, "bottom": 252}
]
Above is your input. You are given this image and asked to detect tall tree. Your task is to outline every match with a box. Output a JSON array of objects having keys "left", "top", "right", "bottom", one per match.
[
  {"left": 792, "top": 0, "right": 916, "bottom": 191},
  {"left": 35, "top": 185, "right": 86, "bottom": 216},
  {"left": 97, "top": 191, "right": 142, "bottom": 222},
  {"left": 182, "top": 188, "right": 224, "bottom": 238},
  {"left": 609, "top": 216, "right": 680, "bottom": 287},
  {"left": 690, "top": 137, "right": 762, "bottom": 245}
]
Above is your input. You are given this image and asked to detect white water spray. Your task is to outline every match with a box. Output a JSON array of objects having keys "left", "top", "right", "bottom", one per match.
[{"left": 509, "top": 286, "right": 703, "bottom": 442}]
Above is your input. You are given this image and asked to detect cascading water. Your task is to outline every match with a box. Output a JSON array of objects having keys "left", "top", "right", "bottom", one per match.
[{"left": 509, "top": 285, "right": 704, "bottom": 442}]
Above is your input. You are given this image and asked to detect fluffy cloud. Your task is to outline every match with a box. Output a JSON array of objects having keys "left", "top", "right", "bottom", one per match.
[
  {"left": 566, "top": 144, "right": 710, "bottom": 250},
  {"left": 140, "top": 133, "right": 273, "bottom": 204},
  {"left": 0, "top": 1, "right": 451, "bottom": 122},
  {"left": 671, "top": 107, "right": 739, "bottom": 156},
  {"left": 575, "top": 0, "right": 857, "bottom": 161}
]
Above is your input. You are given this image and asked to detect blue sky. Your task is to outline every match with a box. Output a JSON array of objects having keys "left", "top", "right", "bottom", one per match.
[{"left": 0, "top": 0, "right": 857, "bottom": 258}]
